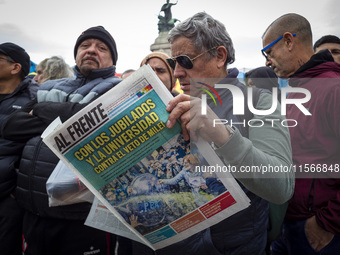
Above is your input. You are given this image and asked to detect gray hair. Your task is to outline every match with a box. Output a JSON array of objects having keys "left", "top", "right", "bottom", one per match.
[
  {"left": 168, "top": 12, "right": 235, "bottom": 65},
  {"left": 40, "top": 56, "right": 74, "bottom": 83}
]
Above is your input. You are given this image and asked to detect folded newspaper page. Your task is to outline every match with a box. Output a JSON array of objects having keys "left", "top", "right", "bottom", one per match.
[
  {"left": 85, "top": 197, "right": 145, "bottom": 244},
  {"left": 43, "top": 65, "right": 250, "bottom": 250}
]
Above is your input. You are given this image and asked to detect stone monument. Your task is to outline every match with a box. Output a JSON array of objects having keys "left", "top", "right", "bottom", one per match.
[{"left": 150, "top": 0, "right": 179, "bottom": 56}]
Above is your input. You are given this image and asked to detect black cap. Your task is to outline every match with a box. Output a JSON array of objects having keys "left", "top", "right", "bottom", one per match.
[
  {"left": 74, "top": 26, "right": 118, "bottom": 65},
  {"left": 0, "top": 42, "right": 30, "bottom": 77}
]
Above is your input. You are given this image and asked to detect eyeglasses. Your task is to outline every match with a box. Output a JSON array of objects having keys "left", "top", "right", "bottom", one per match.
[
  {"left": 261, "top": 34, "right": 296, "bottom": 60},
  {"left": 0, "top": 57, "right": 15, "bottom": 63},
  {"left": 166, "top": 46, "right": 218, "bottom": 70}
]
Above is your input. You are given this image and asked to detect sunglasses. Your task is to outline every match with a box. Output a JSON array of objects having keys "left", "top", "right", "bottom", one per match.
[
  {"left": 261, "top": 34, "right": 296, "bottom": 60},
  {"left": 166, "top": 46, "right": 218, "bottom": 70}
]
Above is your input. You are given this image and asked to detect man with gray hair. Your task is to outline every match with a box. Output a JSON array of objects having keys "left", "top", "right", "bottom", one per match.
[
  {"left": 262, "top": 13, "right": 340, "bottom": 254},
  {"left": 132, "top": 12, "right": 294, "bottom": 255}
]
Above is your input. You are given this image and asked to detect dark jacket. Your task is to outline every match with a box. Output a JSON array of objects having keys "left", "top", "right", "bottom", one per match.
[
  {"left": 245, "top": 66, "right": 281, "bottom": 103},
  {"left": 285, "top": 50, "right": 340, "bottom": 235},
  {"left": 0, "top": 78, "right": 38, "bottom": 200},
  {"left": 1, "top": 66, "right": 121, "bottom": 219}
]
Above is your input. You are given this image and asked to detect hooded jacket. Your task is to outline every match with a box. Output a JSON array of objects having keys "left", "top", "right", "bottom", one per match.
[
  {"left": 0, "top": 78, "right": 38, "bottom": 199},
  {"left": 285, "top": 50, "right": 340, "bottom": 235},
  {"left": 1, "top": 66, "right": 121, "bottom": 219}
]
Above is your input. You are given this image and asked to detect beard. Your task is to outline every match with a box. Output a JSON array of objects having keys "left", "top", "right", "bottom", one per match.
[{"left": 79, "top": 57, "right": 100, "bottom": 76}]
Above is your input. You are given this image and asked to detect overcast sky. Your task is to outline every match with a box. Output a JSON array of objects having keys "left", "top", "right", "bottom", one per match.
[{"left": 1, "top": 0, "right": 339, "bottom": 74}]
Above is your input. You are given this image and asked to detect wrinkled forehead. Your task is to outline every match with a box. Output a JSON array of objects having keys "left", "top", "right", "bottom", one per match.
[
  {"left": 170, "top": 36, "right": 197, "bottom": 56},
  {"left": 79, "top": 38, "right": 108, "bottom": 47}
]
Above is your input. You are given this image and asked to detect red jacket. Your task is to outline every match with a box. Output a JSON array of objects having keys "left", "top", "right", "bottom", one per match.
[{"left": 285, "top": 51, "right": 340, "bottom": 235}]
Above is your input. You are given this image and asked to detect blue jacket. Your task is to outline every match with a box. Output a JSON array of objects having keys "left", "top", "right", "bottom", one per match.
[
  {"left": 0, "top": 78, "right": 38, "bottom": 200},
  {"left": 2, "top": 66, "right": 121, "bottom": 219},
  {"left": 37, "top": 66, "right": 121, "bottom": 104}
]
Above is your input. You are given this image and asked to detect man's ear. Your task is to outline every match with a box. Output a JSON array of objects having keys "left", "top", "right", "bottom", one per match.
[
  {"left": 10, "top": 63, "right": 22, "bottom": 76},
  {"left": 216, "top": 46, "right": 227, "bottom": 68},
  {"left": 283, "top": 32, "right": 295, "bottom": 51}
]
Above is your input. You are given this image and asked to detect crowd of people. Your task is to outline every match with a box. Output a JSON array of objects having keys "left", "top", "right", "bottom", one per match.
[{"left": 0, "top": 10, "right": 339, "bottom": 255}]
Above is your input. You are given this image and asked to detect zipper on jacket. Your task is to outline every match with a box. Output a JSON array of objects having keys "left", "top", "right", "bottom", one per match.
[{"left": 29, "top": 138, "right": 45, "bottom": 215}]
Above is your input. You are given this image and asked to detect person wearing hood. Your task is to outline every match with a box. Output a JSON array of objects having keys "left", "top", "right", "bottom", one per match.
[
  {"left": 140, "top": 52, "right": 175, "bottom": 93},
  {"left": 262, "top": 13, "right": 340, "bottom": 254}
]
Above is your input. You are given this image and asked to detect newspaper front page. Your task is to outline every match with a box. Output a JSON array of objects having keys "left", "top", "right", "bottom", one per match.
[{"left": 43, "top": 65, "right": 250, "bottom": 250}]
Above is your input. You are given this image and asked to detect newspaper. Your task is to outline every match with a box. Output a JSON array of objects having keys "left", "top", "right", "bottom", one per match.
[
  {"left": 43, "top": 65, "right": 250, "bottom": 250},
  {"left": 85, "top": 197, "right": 144, "bottom": 244}
]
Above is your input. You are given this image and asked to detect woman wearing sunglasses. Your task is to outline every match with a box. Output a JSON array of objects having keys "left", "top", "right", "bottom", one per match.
[{"left": 132, "top": 11, "right": 294, "bottom": 255}]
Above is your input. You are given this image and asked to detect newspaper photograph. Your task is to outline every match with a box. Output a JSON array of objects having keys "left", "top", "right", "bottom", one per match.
[{"left": 43, "top": 65, "right": 250, "bottom": 250}]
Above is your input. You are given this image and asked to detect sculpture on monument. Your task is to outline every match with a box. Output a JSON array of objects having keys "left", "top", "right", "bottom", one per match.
[
  {"left": 158, "top": 0, "right": 179, "bottom": 32},
  {"left": 151, "top": 0, "right": 179, "bottom": 55}
]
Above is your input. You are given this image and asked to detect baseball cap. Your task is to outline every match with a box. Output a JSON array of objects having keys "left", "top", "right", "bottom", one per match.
[{"left": 0, "top": 42, "right": 31, "bottom": 77}]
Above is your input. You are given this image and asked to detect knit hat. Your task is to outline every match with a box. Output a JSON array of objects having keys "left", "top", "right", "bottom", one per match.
[
  {"left": 140, "top": 52, "right": 174, "bottom": 89},
  {"left": 0, "top": 42, "right": 30, "bottom": 77},
  {"left": 74, "top": 26, "right": 118, "bottom": 65}
]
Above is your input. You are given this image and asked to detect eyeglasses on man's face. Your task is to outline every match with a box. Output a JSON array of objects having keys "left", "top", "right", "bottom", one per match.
[
  {"left": 166, "top": 46, "right": 218, "bottom": 70},
  {"left": 0, "top": 57, "right": 15, "bottom": 64},
  {"left": 261, "top": 34, "right": 296, "bottom": 60}
]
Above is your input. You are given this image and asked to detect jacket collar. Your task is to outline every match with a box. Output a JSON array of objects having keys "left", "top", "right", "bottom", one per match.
[
  {"left": 74, "top": 66, "right": 116, "bottom": 80},
  {"left": 11, "top": 78, "right": 37, "bottom": 95}
]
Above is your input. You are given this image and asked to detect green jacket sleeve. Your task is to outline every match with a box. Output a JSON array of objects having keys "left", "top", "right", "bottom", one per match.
[{"left": 215, "top": 92, "right": 294, "bottom": 204}]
